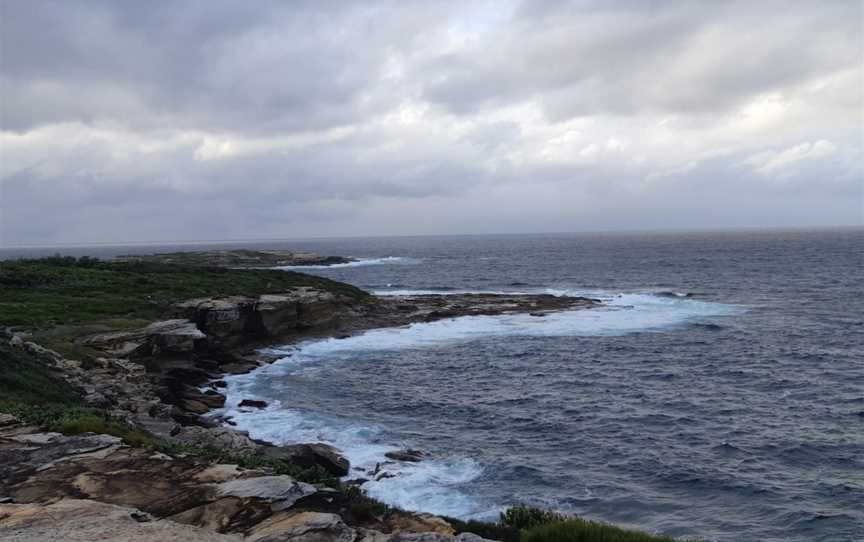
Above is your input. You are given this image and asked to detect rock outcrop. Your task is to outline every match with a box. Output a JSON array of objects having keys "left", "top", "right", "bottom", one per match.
[
  {"left": 174, "top": 288, "right": 358, "bottom": 348},
  {"left": 256, "top": 443, "right": 351, "bottom": 477},
  {"left": 83, "top": 319, "right": 206, "bottom": 357},
  {"left": 0, "top": 420, "right": 496, "bottom": 542}
]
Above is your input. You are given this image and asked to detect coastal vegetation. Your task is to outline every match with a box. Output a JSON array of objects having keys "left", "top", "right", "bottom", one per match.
[
  {"left": 0, "top": 255, "right": 368, "bottom": 329},
  {"left": 113, "top": 248, "right": 355, "bottom": 268}
]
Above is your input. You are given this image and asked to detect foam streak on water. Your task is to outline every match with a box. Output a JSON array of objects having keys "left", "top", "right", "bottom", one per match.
[{"left": 274, "top": 256, "right": 420, "bottom": 269}]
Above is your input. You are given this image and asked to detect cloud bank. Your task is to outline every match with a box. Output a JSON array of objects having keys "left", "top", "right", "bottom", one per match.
[{"left": 1, "top": 0, "right": 861, "bottom": 244}]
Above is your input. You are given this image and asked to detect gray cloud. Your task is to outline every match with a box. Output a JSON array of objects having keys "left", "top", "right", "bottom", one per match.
[
  {"left": 1, "top": 0, "right": 452, "bottom": 134},
  {"left": 419, "top": 1, "right": 862, "bottom": 119},
  {"left": 0, "top": 0, "right": 861, "bottom": 245}
]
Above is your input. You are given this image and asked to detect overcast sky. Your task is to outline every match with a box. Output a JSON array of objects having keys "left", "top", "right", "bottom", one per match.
[{"left": 1, "top": 1, "right": 861, "bottom": 245}]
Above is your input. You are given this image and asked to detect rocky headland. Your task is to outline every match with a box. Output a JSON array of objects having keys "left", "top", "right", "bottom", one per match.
[
  {"left": 115, "top": 249, "right": 357, "bottom": 268},
  {"left": 1, "top": 255, "right": 623, "bottom": 542}
]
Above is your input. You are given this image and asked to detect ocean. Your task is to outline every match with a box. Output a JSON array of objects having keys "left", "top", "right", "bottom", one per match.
[{"left": 3, "top": 228, "right": 862, "bottom": 541}]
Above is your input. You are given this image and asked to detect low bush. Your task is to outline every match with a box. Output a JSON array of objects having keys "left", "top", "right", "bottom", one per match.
[
  {"left": 343, "top": 485, "right": 394, "bottom": 522},
  {"left": 521, "top": 518, "right": 687, "bottom": 542},
  {"left": 501, "top": 506, "right": 569, "bottom": 530}
]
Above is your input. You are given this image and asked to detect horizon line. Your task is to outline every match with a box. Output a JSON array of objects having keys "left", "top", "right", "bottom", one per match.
[{"left": 1, "top": 223, "right": 862, "bottom": 250}]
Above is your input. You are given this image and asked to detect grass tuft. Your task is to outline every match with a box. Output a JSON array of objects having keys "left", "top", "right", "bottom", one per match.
[{"left": 501, "top": 506, "right": 569, "bottom": 530}]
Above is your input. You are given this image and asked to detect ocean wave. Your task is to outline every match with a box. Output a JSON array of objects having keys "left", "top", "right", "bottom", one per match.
[
  {"left": 276, "top": 256, "right": 421, "bottom": 269},
  {"left": 218, "top": 290, "right": 744, "bottom": 516},
  {"left": 215, "top": 394, "right": 488, "bottom": 517}
]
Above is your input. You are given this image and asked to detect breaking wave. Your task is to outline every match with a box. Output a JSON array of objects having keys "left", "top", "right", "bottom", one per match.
[
  {"left": 276, "top": 256, "right": 421, "bottom": 269},
  {"left": 218, "top": 291, "right": 743, "bottom": 517}
]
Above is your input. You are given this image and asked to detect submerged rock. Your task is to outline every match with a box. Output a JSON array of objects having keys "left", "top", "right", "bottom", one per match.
[
  {"left": 384, "top": 449, "right": 425, "bottom": 463},
  {"left": 239, "top": 399, "right": 269, "bottom": 409}
]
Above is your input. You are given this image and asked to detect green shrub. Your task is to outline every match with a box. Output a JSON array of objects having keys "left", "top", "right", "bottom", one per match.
[
  {"left": 521, "top": 518, "right": 686, "bottom": 542},
  {"left": 501, "top": 506, "right": 568, "bottom": 530},
  {"left": 342, "top": 484, "right": 394, "bottom": 522},
  {"left": 155, "top": 441, "right": 341, "bottom": 487},
  {"left": 0, "top": 402, "right": 158, "bottom": 447}
]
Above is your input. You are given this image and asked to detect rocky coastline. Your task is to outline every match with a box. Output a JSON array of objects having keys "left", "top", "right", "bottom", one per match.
[
  {"left": 23, "top": 290, "right": 598, "bottom": 449},
  {"left": 114, "top": 249, "right": 358, "bottom": 268},
  {"left": 1, "top": 259, "right": 600, "bottom": 542}
]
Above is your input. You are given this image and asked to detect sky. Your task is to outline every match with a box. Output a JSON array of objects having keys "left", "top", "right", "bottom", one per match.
[{"left": 0, "top": 0, "right": 862, "bottom": 245}]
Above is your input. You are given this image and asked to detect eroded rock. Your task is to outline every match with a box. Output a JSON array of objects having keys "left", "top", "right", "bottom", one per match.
[
  {"left": 0, "top": 499, "right": 244, "bottom": 542},
  {"left": 247, "top": 511, "right": 356, "bottom": 542},
  {"left": 83, "top": 319, "right": 205, "bottom": 357},
  {"left": 213, "top": 476, "right": 316, "bottom": 511}
]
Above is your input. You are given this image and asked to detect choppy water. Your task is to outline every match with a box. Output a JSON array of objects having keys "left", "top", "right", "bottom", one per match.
[{"left": 5, "top": 229, "right": 863, "bottom": 541}]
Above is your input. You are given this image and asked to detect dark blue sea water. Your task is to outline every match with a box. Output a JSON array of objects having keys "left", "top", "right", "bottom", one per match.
[{"left": 4, "top": 229, "right": 863, "bottom": 541}]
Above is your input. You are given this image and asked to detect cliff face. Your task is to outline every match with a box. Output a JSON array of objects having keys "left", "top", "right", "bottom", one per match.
[
  {"left": 82, "top": 287, "right": 362, "bottom": 357},
  {"left": 173, "top": 287, "right": 359, "bottom": 349}
]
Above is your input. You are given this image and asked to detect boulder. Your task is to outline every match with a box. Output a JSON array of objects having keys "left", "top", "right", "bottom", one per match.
[
  {"left": 176, "top": 387, "right": 226, "bottom": 409},
  {"left": 384, "top": 450, "right": 424, "bottom": 463},
  {"left": 171, "top": 426, "right": 261, "bottom": 454},
  {"left": 178, "top": 399, "right": 211, "bottom": 415},
  {"left": 239, "top": 399, "right": 268, "bottom": 409},
  {"left": 246, "top": 511, "right": 356, "bottom": 542},
  {"left": 257, "top": 443, "right": 350, "bottom": 477},
  {"left": 169, "top": 497, "right": 272, "bottom": 533},
  {"left": 213, "top": 475, "right": 316, "bottom": 511},
  {"left": 83, "top": 319, "right": 205, "bottom": 357}
]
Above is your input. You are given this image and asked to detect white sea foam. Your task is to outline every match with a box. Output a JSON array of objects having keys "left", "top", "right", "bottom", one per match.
[
  {"left": 218, "top": 387, "right": 489, "bottom": 516},
  {"left": 219, "top": 291, "right": 743, "bottom": 517},
  {"left": 275, "top": 256, "right": 420, "bottom": 269}
]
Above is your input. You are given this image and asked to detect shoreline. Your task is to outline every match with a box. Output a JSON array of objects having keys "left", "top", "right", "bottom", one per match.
[{"left": 0, "top": 255, "right": 694, "bottom": 542}]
